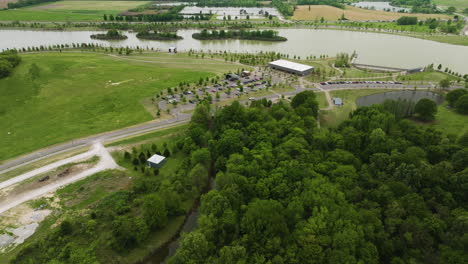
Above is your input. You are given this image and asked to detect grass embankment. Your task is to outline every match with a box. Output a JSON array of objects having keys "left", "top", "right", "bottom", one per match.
[
  {"left": 292, "top": 5, "right": 450, "bottom": 21},
  {"left": 320, "top": 89, "right": 396, "bottom": 127},
  {"left": 0, "top": 51, "right": 239, "bottom": 162},
  {"left": 433, "top": 0, "right": 468, "bottom": 10},
  {"left": 0, "top": 1, "right": 150, "bottom": 22},
  {"left": 417, "top": 103, "right": 468, "bottom": 136},
  {"left": 397, "top": 71, "right": 462, "bottom": 84}
]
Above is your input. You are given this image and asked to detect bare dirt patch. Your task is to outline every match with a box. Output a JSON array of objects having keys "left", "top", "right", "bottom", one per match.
[{"left": 292, "top": 5, "right": 450, "bottom": 21}]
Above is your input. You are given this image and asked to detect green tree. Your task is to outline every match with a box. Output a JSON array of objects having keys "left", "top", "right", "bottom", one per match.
[
  {"left": 455, "top": 94, "right": 468, "bottom": 114},
  {"left": 414, "top": 98, "right": 437, "bottom": 121},
  {"left": 439, "top": 78, "right": 451, "bottom": 89},
  {"left": 143, "top": 194, "right": 168, "bottom": 230},
  {"left": 446, "top": 89, "right": 468, "bottom": 106},
  {"left": 0, "top": 60, "right": 13, "bottom": 78}
]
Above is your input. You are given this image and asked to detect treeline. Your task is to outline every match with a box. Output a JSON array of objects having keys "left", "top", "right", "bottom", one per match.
[
  {"left": 0, "top": 50, "right": 21, "bottom": 79},
  {"left": 193, "top": 29, "right": 287, "bottom": 41},
  {"left": 11, "top": 135, "right": 213, "bottom": 263},
  {"left": 297, "top": 0, "right": 345, "bottom": 9},
  {"left": 196, "top": 0, "right": 261, "bottom": 7},
  {"left": 104, "top": 6, "right": 184, "bottom": 22},
  {"left": 7, "top": 0, "right": 58, "bottom": 9},
  {"left": 446, "top": 89, "right": 468, "bottom": 114},
  {"left": 391, "top": 0, "right": 440, "bottom": 13},
  {"left": 90, "top": 29, "right": 127, "bottom": 40},
  {"left": 397, "top": 16, "right": 418, "bottom": 25},
  {"left": 272, "top": 0, "right": 294, "bottom": 16},
  {"left": 136, "top": 31, "right": 183, "bottom": 40},
  {"left": 166, "top": 92, "right": 467, "bottom": 264}
]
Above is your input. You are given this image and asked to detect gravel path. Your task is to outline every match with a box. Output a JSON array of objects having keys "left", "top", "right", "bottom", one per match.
[{"left": 0, "top": 143, "right": 118, "bottom": 215}]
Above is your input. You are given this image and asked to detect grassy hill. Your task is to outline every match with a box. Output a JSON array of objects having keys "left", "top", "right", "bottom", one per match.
[{"left": 0, "top": 51, "right": 239, "bottom": 161}]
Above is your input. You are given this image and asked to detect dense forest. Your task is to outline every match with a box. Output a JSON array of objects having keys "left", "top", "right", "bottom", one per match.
[
  {"left": 167, "top": 93, "right": 467, "bottom": 264},
  {"left": 7, "top": 0, "right": 58, "bottom": 9},
  {"left": 193, "top": 29, "right": 287, "bottom": 41},
  {"left": 136, "top": 31, "right": 183, "bottom": 41}
]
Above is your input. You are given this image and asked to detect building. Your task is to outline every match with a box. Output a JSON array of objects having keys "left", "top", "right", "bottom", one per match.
[
  {"left": 147, "top": 154, "right": 166, "bottom": 168},
  {"left": 241, "top": 70, "right": 251, "bottom": 77},
  {"left": 268, "top": 59, "right": 314, "bottom": 76},
  {"left": 333, "top": 97, "right": 343, "bottom": 106},
  {"left": 226, "top": 73, "right": 240, "bottom": 81}
]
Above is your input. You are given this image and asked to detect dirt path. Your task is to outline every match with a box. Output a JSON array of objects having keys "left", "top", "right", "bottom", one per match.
[{"left": 0, "top": 143, "right": 118, "bottom": 215}]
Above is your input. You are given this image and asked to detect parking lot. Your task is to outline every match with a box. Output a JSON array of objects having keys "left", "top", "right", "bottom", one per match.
[{"left": 158, "top": 69, "right": 294, "bottom": 112}]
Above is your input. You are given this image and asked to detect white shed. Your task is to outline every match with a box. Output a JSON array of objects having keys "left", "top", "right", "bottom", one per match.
[{"left": 147, "top": 154, "right": 166, "bottom": 168}]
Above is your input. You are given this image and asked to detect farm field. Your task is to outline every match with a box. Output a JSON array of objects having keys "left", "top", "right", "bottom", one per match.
[
  {"left": 0, "top": 51, "right": 239, "bottom": 162},
  {"left": 0, "top": 0, "right": 150, "bottom": 21},
  {"left": 292, "top": 5, "right": 450, "bottom": 21}
]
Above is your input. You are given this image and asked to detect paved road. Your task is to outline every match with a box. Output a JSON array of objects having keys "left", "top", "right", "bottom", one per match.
[
  {"left": 0, "top": 117, "right": 189, "bottom": 175},
  {"left": 1, "top": 79, "right": 460, "bottom": 175}
]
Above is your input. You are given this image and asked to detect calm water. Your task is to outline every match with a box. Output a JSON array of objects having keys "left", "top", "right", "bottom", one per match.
[
  {"left": 356, "top": 91, "right": 444, "bottom": 107},
  {"left": 1, "top": 29, "right": 468, "bottom": 74}
]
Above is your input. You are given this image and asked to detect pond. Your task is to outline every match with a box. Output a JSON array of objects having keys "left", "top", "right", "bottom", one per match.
[
  {"left": 1, "top": 28, "right": 468, "bottom": 74},
  {"left": 356, "top": 90, "right": 444, "bottom": 107},
  {"left": 350, "top": 1, "right": 410, "bottom": 12}
]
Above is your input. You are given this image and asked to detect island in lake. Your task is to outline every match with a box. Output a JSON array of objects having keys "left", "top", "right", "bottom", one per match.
[
  {"left": 90, "top": 29, "right": 128, "bottom": 40},
  {"left": 192, "top": 29, "right": 287, "bottom": 41},
  {"left": 136, "top": 31, "right": 183, "bottom": 41}
]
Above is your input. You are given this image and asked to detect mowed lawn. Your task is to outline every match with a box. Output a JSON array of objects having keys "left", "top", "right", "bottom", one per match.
[
  {"left": 0, "top": 52, "right": 239, "bottom": 161},
  {"left": 0, "top": 0, "right": 149, "bottom": 21},
  {"left": 433, "top": 0, "right": 468, "bottom": 10},
  {"left": 292, "top": 5, "right": 450, "bottom": 21}
]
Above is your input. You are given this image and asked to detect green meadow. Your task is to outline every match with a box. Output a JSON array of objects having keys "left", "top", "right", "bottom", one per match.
[
  {"left": 0, "top": 51, "right": 239, "bottom": 161},
  {"left": 0, "top": 1, "right": 149, "bottom": 22}
]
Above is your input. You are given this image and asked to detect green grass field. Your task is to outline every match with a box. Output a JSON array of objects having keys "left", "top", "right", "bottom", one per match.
[
  {"left": 433, "top": 0, "right": 468, "bottom": 10},
  {"left": 0, "top": 51, "right": 239, "bottom": 162},
  {"left": 423, "top": 103, "right": 468, "bottom": 136},
  {"left": 0, "top": 1, "right": 149, "bottom": 22},
  {"left": 397, "top": 71, "right": 462, "bottom": 84},
  {"left": 320, "top": 89, "right": 396, "bottom": 127}
]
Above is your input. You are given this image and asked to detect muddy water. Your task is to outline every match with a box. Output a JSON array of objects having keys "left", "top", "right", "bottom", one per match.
[{"left": 1, "top": 29, "right": 468, "bottom": 74}]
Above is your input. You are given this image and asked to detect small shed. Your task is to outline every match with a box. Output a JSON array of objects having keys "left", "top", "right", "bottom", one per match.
[
  {"left": 241, "top": 70, "right": 251, "bottom": 77},
  {"left": 147, "top": 154, "right": 166, "bottom": 168},
  {"left": 168, "top": 47, "right": 177, "bottom": 53},
  {"left": 333, "top": 97, "right": 343, "bottom": 106}
]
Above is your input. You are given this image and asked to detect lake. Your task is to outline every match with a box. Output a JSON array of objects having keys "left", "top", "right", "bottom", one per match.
[
  {"left": 1, "top": 28, "right": 468, "bottom": 74},
  {"left": 356, "top": 91, "right": 444, "bottom": 107}
]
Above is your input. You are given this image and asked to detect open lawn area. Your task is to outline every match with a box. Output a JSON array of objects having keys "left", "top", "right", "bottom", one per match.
[
  {"left": 0, "top": 51, "right": 239, "bottom": 162},
  {"left": 0, "top": 0, "right": 149, "bottom": 21},
  {"left": 292, "top": 5, "right": 450, "bottom": 21},
  {"left": 416, "top": 103, "right": 468, "bottom": 136},
  {"left": 433, "top": 0, "right": 468, "bottom": 10},
  {"left": 397, "top": 71, "right": 462, "bottom": 84},
  {"left": 320, "top": 89, "right": 396, "bottom": 127}
]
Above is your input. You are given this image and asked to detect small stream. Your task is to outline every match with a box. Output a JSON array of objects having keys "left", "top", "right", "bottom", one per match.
[{"left": 140, "top": 178, "right": 214, "bottom": 264}]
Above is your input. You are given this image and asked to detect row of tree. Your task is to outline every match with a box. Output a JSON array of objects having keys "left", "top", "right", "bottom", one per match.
[
  {"left": 193, "top": 29, "right": 286, "bottom": 41},
  {"left": 7, "top": 0, "right": 58, "bottom": 9},
  {"left": 0, "top": 50, "right": 21, "bottom": 79}
]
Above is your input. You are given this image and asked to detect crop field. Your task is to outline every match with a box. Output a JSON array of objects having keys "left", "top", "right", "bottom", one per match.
[
  {"left": 0, "top": 0, "right": 150, "bottom": 21},
  {"left": 292, "top": 5, "right": 450, "bottom": 21},
  {"left": 0, "top": 51, "right": 240, "bottom": 162}
]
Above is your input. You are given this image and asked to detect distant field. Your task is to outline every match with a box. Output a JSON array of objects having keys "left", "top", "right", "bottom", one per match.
[
  {"left": 0, "top": 52, "right": 240, "bottom": 162},
  {"left": 292, "top": 5, "right": 450, "bottom": 21},
  {"left": 0, "top": 0, "right": 150, "bottom": 21},
  {"left": 0, "top": 0, "right": 17, "bottom": 9},
  {"left": 433, "top": 0, "right": 468, "bottom": 10}
]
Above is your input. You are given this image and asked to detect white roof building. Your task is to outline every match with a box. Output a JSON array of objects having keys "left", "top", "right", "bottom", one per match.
[
  {"left": 147, "top": 154, "right": 166, "bottom": 168},
  {"left": 268, "top": 60, "right": 314, "bottom": 76}
]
